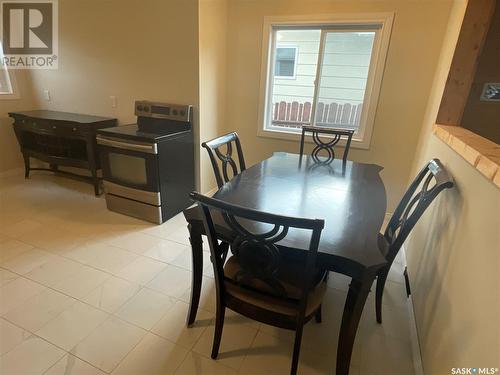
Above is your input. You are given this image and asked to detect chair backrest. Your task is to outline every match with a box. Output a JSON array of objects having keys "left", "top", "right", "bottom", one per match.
[
  {"left": 190, "top": 191, "right": 324, "bottom": 310},
  {"left": 383, "top": 159, "right": 454, "bottom": 260},
  {"left": 299, "top": 126, "right": 354, "bottom": 164},
  {"left": 202, "top": 132, "right": 246, "bottom": 188}
]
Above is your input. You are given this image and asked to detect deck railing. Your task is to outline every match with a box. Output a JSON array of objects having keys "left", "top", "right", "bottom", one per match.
[{"left": 271, "top": 101, "right": 363, "bottom": 129}]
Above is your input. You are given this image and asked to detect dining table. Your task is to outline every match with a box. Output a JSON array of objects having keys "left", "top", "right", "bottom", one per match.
[{"left": 183, "top": 152, "right": 388, "bottom": 375}]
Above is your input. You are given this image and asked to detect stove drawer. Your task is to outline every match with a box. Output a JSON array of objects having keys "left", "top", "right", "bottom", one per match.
[
  {"left": 103, "top": 181, "right": 161, "bottom": 205},
  {"left": 105, "top": 194, "right": 163, "bottom": 224}
]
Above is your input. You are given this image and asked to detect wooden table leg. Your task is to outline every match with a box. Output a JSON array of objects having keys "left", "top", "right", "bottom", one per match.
[
  {"left": 336, "top": 273, "right": 376, "bottom": 375},
  {"left": 187, "top": 222, "right": 204, "bottom": 326}
]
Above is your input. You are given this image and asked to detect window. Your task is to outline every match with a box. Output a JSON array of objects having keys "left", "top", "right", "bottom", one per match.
[
  {"left": 258, "top": 14, "right": 394, "bottom": 149},
  {"left": 0, "top": 67, "right": 14, "bottom": 95},
  {"left": 0, "top": 43, "right": 18, "bottom": 99},
  {"left": 275, "top": 47, "right": 297, "bottom": 78}
]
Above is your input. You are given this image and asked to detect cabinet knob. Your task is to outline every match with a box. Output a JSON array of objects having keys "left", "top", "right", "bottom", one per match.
[
  {"left": 33, "top": 122, "right": 37, "bottom": 126},
  {"left": 72, "top": 127, "right": 77, "bottom": 131}
]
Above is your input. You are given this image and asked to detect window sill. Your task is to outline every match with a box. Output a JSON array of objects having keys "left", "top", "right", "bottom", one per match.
[
  {"left": 433, "top": 124, "right": 500, "bottom": 188},
  {"left": 257, "top": 127, "right": 371, "bottom": 150}
]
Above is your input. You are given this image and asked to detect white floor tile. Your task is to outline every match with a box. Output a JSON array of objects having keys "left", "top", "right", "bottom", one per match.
[
  {"left": 114, "top": 256, "right": 166, "bottom": 285},
  {"left": 147, "top": 264, "right": 192, "bottom": 298},
  {"left": 0, "top": 318, "right": 32, "bottom": 355},
  {"left": 179, "top": 276, "right": 216, "bottom": 313},
  {"left": 0, "top": 335, "right": 65, "bottom": 375},
  {"left": 0, "top": 268, "right": 19, "bottom": 286},
  {"left": 1, "top": 248, "right": 55, "bottom": 275},
  {"left": 106, "top": 232, "right": 166, "bottom": 254},
  {"left": 192, "top": 318, "right": 258, "bottom": 370},
  {"left": 36, "top": 301, "right": 109, "bottom": 350},
  {"left": 0, "top": 276, "right": 46, "bottom": 315},
  {"left": 164, "top": 226, "right": 191, "bottom": 246},
  {"left": 359, "top": 333, "right": 414, "bottom": 375},
  {"left": 20, "top": 225, "right": 86, "bottom": 254},
  {"left": 45, "top": 353, "right": 105, "bottom": 375},
  {"left": 112, "top": 332, "right": 189, "bottom": 375},
  {"left": 0, "top": 219, "right": 43, "bottom": 239},
  {"left": 71, "top": 316, "right": 146, "bottom": 373},
  {"left": 172, "top": 248, "right": 213, "bottom": 278},
  {"left": 143, "top": 239, "right": 189, "bottom": 264},
  {"left": 52, "top": 266, "right": 110, "bottom": 300},
  {"left": 3, "top": 288, "right": 76, "bottom": 332},
  {"left": 174, "top": 351, "right": 237, "bottom": 375},
  {"left": 24, "top": 255, "right": 87, "bottom": 288},
  {"left": 152, "top": 300, "right": 213, "bottom": 349},
  {"left": 66, "top": 242, "right": 138, "bottom": 274},
  {"left": 82, "top": 276, "right": 141, "bottom": 313},
  {"left": 115, "top": 288, "right": 175, "bottom": 330},
  {"left": 0, "top": 239, "right": 34, "bottom": 264}
]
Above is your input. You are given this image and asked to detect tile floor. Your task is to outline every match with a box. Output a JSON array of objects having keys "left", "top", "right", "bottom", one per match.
[{"left": 0, "top": 171, "right": 415, "bottom": 375}]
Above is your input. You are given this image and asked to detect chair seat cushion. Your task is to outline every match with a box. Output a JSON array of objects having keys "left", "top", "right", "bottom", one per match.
[{"left": 223, "top": 255, "right": 326, "bottom": 317}]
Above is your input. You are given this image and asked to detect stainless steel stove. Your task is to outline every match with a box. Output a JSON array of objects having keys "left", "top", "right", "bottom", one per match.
[{"left": 96, "top": 101, "right": 194, "bottom": 224}]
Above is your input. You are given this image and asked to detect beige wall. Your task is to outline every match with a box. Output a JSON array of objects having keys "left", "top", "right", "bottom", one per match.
[
  {"left": 222, "top": 0, "right": 454, "bottom": 210},
  {"left": 199, "top": 0, "right": 228, "bottom": 192},
  {"left": 22, "top": 0, "right": 200, "bottom": 183},
  {"left": 406, "top": 1, "right": 500, "bottom": 373},
  {"left": 0, "top": 71, "right": 37, "bottom": 173}
]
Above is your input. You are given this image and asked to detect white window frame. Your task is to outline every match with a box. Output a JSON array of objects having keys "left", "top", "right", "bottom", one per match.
[
  {"left": 257, "top": 13, "right": 394, "bottom": 150},
  {"left": 274, "top": 46, "right": 298, "bottom": 79}
]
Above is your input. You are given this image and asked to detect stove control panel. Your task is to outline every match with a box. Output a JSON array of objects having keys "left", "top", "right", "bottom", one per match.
[{"left": 135, "top": 101, "right": 192, "bottom": 123}]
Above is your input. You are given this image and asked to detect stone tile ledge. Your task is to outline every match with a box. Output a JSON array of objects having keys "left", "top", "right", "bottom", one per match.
[{"left": 433, "top": 124, "right": 500, "bottom": 188}]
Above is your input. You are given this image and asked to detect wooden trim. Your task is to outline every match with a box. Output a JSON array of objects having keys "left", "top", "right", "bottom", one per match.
[
  {"left": 436, "top": 0, "right": 495, "bottom": 125},
  {"left": 433, "top": 124, "right": 500, "bottom": 188}
]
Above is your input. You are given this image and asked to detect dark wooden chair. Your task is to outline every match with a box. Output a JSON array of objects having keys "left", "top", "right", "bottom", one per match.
[
  {"left": 375, "top": 158, "right": 454, "bottom": 323},
  {"left": 202, "top": 132, "right": 246, "bottom": 189},
  {"left": 190, "top": 191, "right": 327, "bottom": 375},
  {"left": 183, "top": 132, "right": 246, "bottom": 326},
  {"left": 299, "top": 126, "right": 354, "bottom": 164}
]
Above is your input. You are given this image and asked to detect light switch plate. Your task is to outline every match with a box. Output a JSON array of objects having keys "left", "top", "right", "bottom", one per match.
[{"left": 480, "top": 83, "right": 500, "bottom": 101}]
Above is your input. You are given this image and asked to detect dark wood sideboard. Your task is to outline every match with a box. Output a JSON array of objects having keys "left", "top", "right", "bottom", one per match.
[{"left": 9, "top": 110, "right": 117, "bottom": 195}]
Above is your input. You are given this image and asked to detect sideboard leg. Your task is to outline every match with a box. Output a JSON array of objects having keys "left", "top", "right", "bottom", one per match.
[{"left": 23, "top": 154, "right": 30, "bottom": 178}]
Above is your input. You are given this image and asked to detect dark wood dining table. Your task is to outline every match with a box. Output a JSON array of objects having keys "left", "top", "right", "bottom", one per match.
[{"left": 183, "top": 152, "right": 388, "bottom": 375}]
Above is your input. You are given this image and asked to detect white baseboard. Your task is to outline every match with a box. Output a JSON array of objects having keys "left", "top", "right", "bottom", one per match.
[{"left": 401, "top": 246, "right": 424, "bottom": 375}]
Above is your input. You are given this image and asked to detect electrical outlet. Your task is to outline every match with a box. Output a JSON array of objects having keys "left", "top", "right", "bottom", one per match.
[
  {"left": 43, "top": 89, "right": 51, "bottom": 101},
  {"left": 110, "top": 96, "right": 117, "bottom": 108}
]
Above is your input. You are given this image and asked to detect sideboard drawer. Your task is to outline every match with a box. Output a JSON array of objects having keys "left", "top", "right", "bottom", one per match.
[{"left": 17, "top": 119, "right": 83, "bottom": 137}]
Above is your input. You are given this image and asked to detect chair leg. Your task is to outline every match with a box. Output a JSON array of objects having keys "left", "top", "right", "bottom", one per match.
[
  {"left": 211, "top": 304, "right": 226, "bottom": 359},
  {"left": 315, "top": 304, "right": 322, "bottom": 323},
  {"left": 290, "top": 323, "right": 304, "bottom": 375},
  {"left": 375, "top": 268, "right": 389, "bottom": 324}
]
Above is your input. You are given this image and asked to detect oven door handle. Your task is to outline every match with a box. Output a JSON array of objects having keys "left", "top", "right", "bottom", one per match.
[{"left": 96, "top": 135, "right": 158, "bottom": 154}]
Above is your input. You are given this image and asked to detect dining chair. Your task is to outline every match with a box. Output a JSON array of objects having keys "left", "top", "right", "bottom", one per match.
[
  {"left": 299, "top": 125, "right": 354, "bottom": 164},
  {"left": 375, "top": 158, "right": 454, "bottom": 323},
  {"left": 202, "top": 132, "right": 246, "bottom": 189},
  {"left": 190, "top": 191, "right": 327, "bottom": 375}
]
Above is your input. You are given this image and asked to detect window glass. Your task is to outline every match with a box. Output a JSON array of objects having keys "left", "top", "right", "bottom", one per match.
[
  {"left": 271, "top": 30, "right": 320, "bottom": 131},
  {"left": 314, "top": 31, "right": 375, "bottom": 130}
]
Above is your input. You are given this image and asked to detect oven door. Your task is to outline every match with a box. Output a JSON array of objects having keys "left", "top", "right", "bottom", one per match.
[{"left": 97, "top": 135, "right": 160, "bottom": 203}]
